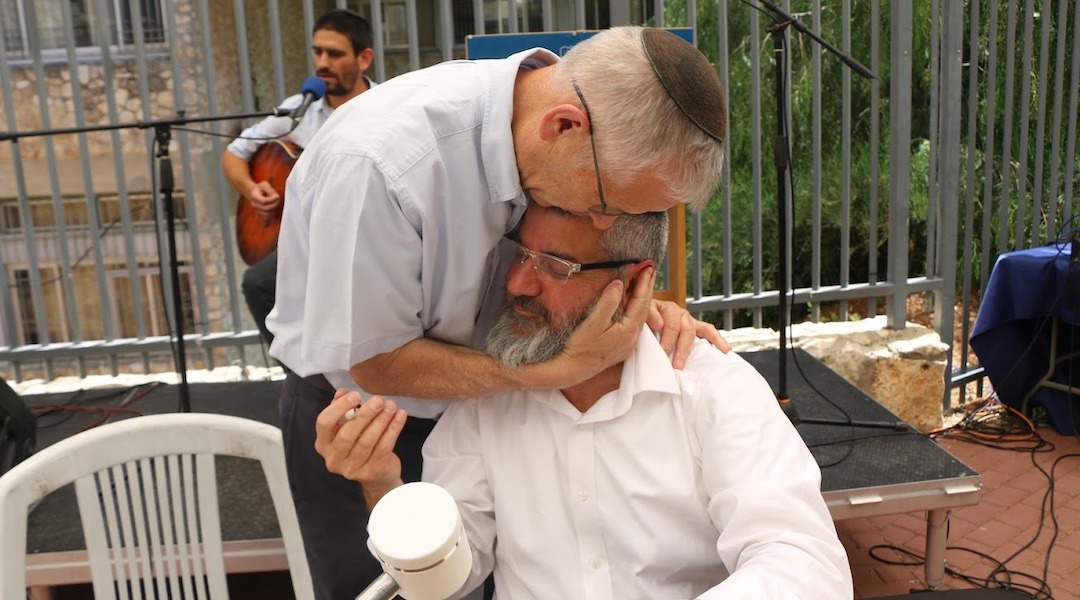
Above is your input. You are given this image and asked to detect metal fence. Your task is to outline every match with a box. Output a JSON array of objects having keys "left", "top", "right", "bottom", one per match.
[{"left": 1, "top": 0, "right": 1078, "bottom": 412}]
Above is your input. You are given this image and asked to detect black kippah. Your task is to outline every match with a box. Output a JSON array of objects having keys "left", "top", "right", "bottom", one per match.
[{"left": 640, "top": 28, "right": 727, "bottom": 144}]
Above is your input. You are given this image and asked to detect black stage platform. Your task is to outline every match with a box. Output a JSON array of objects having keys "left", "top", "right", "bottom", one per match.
[{"left": 19, "top": 349, "right": 981, "bottom": 590}]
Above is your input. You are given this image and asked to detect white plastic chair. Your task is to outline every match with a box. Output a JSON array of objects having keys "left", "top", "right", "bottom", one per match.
[{"left": 0, "top": 413, "right": 314, "bottom": 600}]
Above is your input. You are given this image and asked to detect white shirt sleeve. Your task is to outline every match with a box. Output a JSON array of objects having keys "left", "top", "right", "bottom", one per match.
[
  {"left": 688, "top": 358, "right": 853, "bottom": 599},
  {"left": 421, "top": 400, "right": 497, "bottom": 600},
  {"left": 224, "top": 95, "right": 304, "bottom": 161}
]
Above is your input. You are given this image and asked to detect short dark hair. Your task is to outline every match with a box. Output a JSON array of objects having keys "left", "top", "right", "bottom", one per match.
[{"left": 314, "top": 9, "right": 373, "bottom": 55}]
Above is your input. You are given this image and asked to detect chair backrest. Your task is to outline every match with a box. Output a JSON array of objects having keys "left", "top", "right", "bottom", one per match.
[{"left": 0, "top": 413, "right": 314, "bottom": 600}]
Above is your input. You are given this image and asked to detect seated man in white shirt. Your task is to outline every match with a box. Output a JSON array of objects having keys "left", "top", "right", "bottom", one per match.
[{"left": 314, "top": 203, "right": 854, "bottom": 599}]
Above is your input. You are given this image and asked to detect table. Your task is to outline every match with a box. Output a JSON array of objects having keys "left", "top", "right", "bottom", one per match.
[
  {"left": 22, "top": 357, "right": 981, "bottom": 591},
  {"left": 970, "top": 244, "right": 1080, "bottom": 435},
  {"left": 742, "top": 349, "right": 981, "bottom": 589}
]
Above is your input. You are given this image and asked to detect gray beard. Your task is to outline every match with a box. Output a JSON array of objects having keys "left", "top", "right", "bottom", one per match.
[{"left": 485, "top": 296, "right": 619, "bottom": 368}]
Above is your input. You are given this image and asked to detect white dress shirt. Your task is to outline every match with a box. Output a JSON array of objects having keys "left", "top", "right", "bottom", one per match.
[
  {"left": 267, "top": 51, "right": 551, "bottom": 418},
  {"left": 225, "top": 77, "right": 376, "bottom": 159},
  {"left": 423, "top": 329, "right": 854, "bottom": 599}
]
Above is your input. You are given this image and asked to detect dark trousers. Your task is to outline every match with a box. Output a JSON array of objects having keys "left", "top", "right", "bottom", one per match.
[
  {"left": 242, "top": 249, "right": 278, "bottom": 346},
  {"left": 279, "top": 371, "right": 434, "bottom": 600}
]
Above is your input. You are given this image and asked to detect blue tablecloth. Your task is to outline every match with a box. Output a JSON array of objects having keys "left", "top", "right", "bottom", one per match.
[{"left": 970, "top": 244, "right": 1080, "bottom": 434}]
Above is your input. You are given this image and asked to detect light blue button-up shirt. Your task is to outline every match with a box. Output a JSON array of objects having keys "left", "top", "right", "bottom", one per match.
[{"left": 268, "top": 49, "right": 555, "bottom": 418}]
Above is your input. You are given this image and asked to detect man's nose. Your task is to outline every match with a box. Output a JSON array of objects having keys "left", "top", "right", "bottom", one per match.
[{"left": 505, "top": 260, "right": 541, "bottom": 298}]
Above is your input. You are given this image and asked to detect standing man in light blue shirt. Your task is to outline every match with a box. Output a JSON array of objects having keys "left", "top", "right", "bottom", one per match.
[
  {"left": 268, "top": 26, "right": 730, "bottom": 600},
  {"left": 222, "top": 9, "right": 374, "bottom": 347}
]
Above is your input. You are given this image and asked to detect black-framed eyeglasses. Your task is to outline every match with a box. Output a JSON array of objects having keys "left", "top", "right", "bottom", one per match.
[
  {"left": 505, "top": 237, "right": 640, "bottom": 283},
  {"left": 571, "top": 78, "right": 631, "bottom": 218}
]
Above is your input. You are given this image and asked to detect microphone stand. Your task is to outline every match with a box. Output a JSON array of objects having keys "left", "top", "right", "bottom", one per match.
[
  {"left": 1, "top": 109, "right": 285, "bottom": 412},
  {"left": 354, "top": 573, "right": 400, "bottom": 600},
  {"left": 758, "top": 1, "right": 902, "bottom": 430}
]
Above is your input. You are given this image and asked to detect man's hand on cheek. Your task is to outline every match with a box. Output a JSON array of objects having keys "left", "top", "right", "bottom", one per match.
[{"left": 525, "top": 270, "right": 653, "bottom": 389}]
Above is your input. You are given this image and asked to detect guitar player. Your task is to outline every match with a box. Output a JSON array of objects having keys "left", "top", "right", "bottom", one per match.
[{"left": 221, "top": 9, "right": 375, "bottom": 346}]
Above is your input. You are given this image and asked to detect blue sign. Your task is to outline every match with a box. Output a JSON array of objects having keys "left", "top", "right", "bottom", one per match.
[{"left": 465, "top": 28, "right": 695, "bottom": 59}]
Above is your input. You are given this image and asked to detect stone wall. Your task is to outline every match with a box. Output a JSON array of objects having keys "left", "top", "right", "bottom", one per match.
[{"left": 726, "top": 316, "right": 950, "bottom": 432}]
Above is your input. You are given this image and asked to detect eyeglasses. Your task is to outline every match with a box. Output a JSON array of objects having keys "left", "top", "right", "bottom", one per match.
[
  {"left": 505, "top": 237, "right": 640, "bottom": 283},
  {"left": 571, "top": 78, "right": 631, "bottom": 218}
]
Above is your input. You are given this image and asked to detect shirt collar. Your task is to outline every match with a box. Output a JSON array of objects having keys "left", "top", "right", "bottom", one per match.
[{"left": 542, "top": 326, "right": 682, "bottom": 423}]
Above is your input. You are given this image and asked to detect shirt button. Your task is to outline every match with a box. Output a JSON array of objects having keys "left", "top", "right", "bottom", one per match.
[
  {"left": 578, "top": 492, "right": 589, "bottom": 502},
  {"left": 592, "top": 559, "right": 602, "bottom": 569}
]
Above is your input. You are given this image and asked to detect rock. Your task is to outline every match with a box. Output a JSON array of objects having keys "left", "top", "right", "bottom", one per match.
[{"left": 730, "top": 316, "right": 947, "bottom": 432}]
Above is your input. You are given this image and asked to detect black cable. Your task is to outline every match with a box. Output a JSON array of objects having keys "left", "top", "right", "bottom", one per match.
[{"left": 874, "top": 403, "right": 1080, "bottom": 598}]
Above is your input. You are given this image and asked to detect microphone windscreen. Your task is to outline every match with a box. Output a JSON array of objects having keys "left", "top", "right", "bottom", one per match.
[{"left": 301, "top": 75, "right": 327, "bottom": 99}]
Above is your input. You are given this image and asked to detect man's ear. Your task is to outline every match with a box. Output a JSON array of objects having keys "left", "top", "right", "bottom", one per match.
[
  {"left": 622, "top": 260, "right": 657, "bottom": 305},
  {"left": 537, "top": 103, "right": 588, "bottom": 143},
  {"left": 357, "top": 47, "right": 375, "bottom": 72}
]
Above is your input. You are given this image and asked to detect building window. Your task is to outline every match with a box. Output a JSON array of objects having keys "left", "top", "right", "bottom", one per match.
[
  {"left": 2, "top": 0, "right": 166, "bottom": 59},
  {"left": 10, "top": 267, "right": 70, "bottom": 345},
  {"left": 108, "top": 263, "right": 197, "bottom": 339}
]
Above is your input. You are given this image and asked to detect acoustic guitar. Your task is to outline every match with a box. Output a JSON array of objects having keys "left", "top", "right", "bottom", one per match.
[{"left": 236, "top": 140, "right": 301, "bottom": 266}]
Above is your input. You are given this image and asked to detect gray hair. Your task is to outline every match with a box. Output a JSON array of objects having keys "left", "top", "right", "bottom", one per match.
[
  {"left": 555, "top": 26, "right": 727, "bottom": 212},
  {"left": 601, "top": 210, "right": 669, "bottom": 277}
]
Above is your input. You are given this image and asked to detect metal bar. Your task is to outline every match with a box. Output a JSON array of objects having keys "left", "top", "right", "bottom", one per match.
[
  {"left": 688, "top": 277, "right": 945, "bottom": 314},
  {"left": 999, "top": 0, "right": 1018, "bottom": 253},
  {"left": 164, "top": 0, "right": 210, "bottom": 364},
  {"left": 839, "top": 0, "right": 852, "bottom": 321},
  {"left": 924, "top": 509, "right": 951, "bottom": 589},
  {"left": 868, "top": 0, "right": 881, "bottom": 318},
  {"left": 439, "top": 0, "right": 454, "bottom": 60},
  {"left": 926, "top": 0, "right": 939, "bottom": 282},
  {"left": 233, "top": 0, "right": 255, "bottom": 112},
  {"left": 473, "top": 0, "right": 484, "bottom": 37},
  {"left": 198, "top": 0, "right": 246, "bottom": 341},
  {"left": 267, "top": 0, "right": 287, "bottom": 103},
  {"left": 19, "top": 2, "right": 63, "bottom": 354},
  {"left": 750, "top": 5, "right": 763, "bottom": 329},
  {"left": 717, "top": 0, "right": 733, "bottom": 330},
  {"left": 57, "top": 0, "right": 109, "bottom": 377},
  {"left": 1014, "top": 1, "right": 1035, "bottom": 246},
  {"left": 810, "top": 0, "right": 822, "bottom": 323},
  {"left": 1045, "top": 0, "right": 1070, "bottom": 236},
  {"left": 1064, "top": 0, "right": 1080, "bottom": 221},
  {"left": 935, "top": 0, "right": 963, "bottom": 410},
  {"left": 406, "top": 0, "right": 420, "bottom": 70},
  {"left": 0, "top": 331, "right": 262, "bottom": 362},
  {"left": 0, "top": 3, "right": 32, "bottom": 366},
  {"left": 959, "top": 0, "right": 981, "bottom": 386},
  {"left": 1029, "top": 0, "right": 1052, "bottom": 243},
  {"left": 886, "top": 1, "right": 912, "bottom": 329},
  {"left": 969, "top": 0, "right": 999, "bottom": 381},
  {"left": 370, "top": 0, "right": 387, "bottom": 83}
]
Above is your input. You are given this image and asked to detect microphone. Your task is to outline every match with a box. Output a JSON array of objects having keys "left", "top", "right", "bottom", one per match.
[
  {"left": 278, "top": 75, "right": 327, "bottom": 123},
  {"left": 356, "top": 482, "right": 474, "bottom": 600}
]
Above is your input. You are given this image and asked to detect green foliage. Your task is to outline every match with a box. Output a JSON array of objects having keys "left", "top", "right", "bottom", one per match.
[{"left": 669, "top": 0, "right": 1078, "bottom": 326}]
